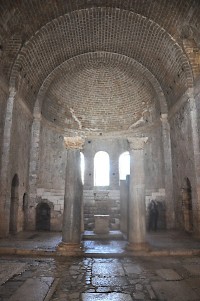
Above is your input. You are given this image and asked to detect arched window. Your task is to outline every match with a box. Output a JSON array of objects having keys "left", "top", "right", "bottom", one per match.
[
  {"left": 119, "top": 151, "right": 130, "bottom": 180},
  {"left": 80, "top": 152, "right": 85, "bottom": 184},
  {"left": 94, "top": 151, "right": 110, "bottom": 186}
]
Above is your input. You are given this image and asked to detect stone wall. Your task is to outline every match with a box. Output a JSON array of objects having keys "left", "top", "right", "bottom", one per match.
[
  {"left": 38, "top": 121, "right": 67, "bottom": 190},
  {"left": 169, "top": 98, "right": 197, "bottom": 230},
  {"left": 83, "top": 137, "right": 129, "bottom": 189},
  {"left": 144, "top": 126, "right": 165, "bottom": 191},
  {"left": 8, "top": 98, "right": 33, "bottom": 232},
  {"left": 35, "top": 121, "right": 67, "bottom": 231},
  {"left": 83, "top": 189, "right": 120, "bottom": 230},
  {"left": 195, "top": 81, "right": 200, "bottom": 151}
]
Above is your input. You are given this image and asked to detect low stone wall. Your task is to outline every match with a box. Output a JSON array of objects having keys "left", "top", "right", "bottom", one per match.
[{"left": 83, "top": 190, "right": 120, "bottom": 230}]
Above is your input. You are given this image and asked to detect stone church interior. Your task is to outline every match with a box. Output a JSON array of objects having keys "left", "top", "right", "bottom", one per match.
[
  {"left": 1, "top": 1, "right": 200, "bottom": 298},
  {"left": 1, "top": 0, "right": 200, "bottom": 299}
]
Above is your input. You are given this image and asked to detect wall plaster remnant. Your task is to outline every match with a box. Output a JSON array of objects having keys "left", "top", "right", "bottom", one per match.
[
  {"left": 70, "top": 108, "right": 82, "bottom": 130},
  {"left": 129, "top": 110, "right": 150, "bottom": 129}
]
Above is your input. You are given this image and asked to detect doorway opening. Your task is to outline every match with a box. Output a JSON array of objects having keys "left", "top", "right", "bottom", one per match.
[{"left": 36, "top": 202, "right": 51, "bottom": 231}]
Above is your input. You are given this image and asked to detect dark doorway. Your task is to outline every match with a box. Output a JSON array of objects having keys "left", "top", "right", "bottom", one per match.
[
  {"left": 182, "top": 177, "right": 193, "bottom": 233},
  {"left": 36, "top": 202, "right": 51, "bottom": 231},
  {"left": 9, "top": 174, "right": 19, "bottom": 234}
]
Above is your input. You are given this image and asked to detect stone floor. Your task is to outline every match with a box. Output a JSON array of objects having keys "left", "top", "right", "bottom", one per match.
[
  {"left": 0, "top": 231, "right": 200, "bottom": 300},
  {"left": 0, "top": 230, "right": 200, "bottom": 256},
  {"left": 1, "top": 255, "right": 200, "bottom": 300}
]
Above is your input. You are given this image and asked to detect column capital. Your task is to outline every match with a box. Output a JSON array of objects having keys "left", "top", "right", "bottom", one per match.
[
  {"left": 160, "top": 113, "right": 168, "bottom": 122},
  {"left": 128, "top": 137, "right": 148, "bottom": 150},
  {"left": 64, "top": 136, "right": 84, "bottom": 149}
]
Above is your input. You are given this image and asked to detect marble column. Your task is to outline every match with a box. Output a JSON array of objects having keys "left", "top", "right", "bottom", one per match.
[
  {"left": 127, "top": 137, "right": 148, "bottom": 251},
  {"left": 120, "top": 176, "right": 129, "bottom": 237},
  {"left": 161, "top": 113, "right": 175, "bottom": 229},
  {"left": 188, "top": 95, "right": 200, "bottom": 236},
  {"left": 57, "top": 136, "right": 84, "bottom": 256},
  {"left": 0, "top": 88, "right": 16, "bottom": 237}
]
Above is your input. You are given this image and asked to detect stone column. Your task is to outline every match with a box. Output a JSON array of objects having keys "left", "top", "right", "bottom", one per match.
[
  {"left": 0, "top": 88, "right": 16, "bottom": 237},
  {"left": 161, "top": 114, "right": 175, "bottom": 229},
  {"left": 127, "top": 137, "right": 148, "bottom": 251},
  {"left": 57, "top": 136, "right": 84, "bottom": 256},
  {"left": 27, "top": 112, "right": 42, "bottom": 230},
  {"left": 120, "top": 176, "right": 129, "bottom": 237},
  {"left": 188, "top": 95, "right": 200, "bottom": 236}
]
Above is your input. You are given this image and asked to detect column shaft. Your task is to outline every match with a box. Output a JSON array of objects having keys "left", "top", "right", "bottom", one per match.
[
  {"left": 129, "top": 149, "right": 146, "bottom": 246},
  {"left": 127, "top": 137, "right": 148, "bottom": 251},
  {"left": 62, "top": 149, "right": 83, "bottom": 243}
]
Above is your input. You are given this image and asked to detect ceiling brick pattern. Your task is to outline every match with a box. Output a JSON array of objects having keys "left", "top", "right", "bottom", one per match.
[
  {"left": 42, "top": 52, "right": 158, "bottom": 132},
  {"left": 12, "top": 8, "right": 192, "bottom": 111}
]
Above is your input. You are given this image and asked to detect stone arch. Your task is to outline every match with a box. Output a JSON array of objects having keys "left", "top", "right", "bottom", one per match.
[
  {"left": 36, "top": 200, "right": 53, "bottom": 231},
  {"left": 9, "top": 174, "right": 19, "bottom": 234}
]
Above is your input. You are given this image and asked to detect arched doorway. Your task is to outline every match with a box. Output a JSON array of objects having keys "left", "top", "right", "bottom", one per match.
[
  {"left": 22, "top": 193, "right": 28, "bottom": 230},
  {"left": 9, "top": 174, "right": 19, "bottom": 234},
  {"left": 182, "top": 177, "right": 193, "bottom": 233},
  {"left": 36, "top": 202, "right": 51, "bottom": 231}
]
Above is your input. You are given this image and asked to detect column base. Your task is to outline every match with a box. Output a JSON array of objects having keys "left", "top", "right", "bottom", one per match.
[
  {"left": 126, "top": 242, "right": 150, "bottom": 252},
  {"left": 56, "top": 242, "right": 83, "bottom": 256}
]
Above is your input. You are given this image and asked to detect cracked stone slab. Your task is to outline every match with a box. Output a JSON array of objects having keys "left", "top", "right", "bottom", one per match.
[
  {"left": 152, "top": 281, "right": 199, "bottom": 301},
  {"left": 0, "top": 262, "right": 27, "bottom": 286},
  {"left": 8, "top": 277, "right": 54, "bottom": 301},
  {"left": 82, "top": 293, "right": 132, "bottom": 301},
  {"left": 156, "top": 269, "right": 182, "bottom": 280},
  {"left": 183, "top": 264, "right": 200, "bottom": 275},
  {"left": 123, "top": 264, "right": 142, "bottom": 275}
]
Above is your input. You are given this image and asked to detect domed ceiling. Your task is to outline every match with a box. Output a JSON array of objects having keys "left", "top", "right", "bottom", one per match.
[{"left": 42, "top": 52, "right": 158, "bottom": 132}]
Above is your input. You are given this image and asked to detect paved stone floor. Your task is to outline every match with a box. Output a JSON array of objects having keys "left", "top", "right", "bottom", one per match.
[
  {"left": 1, "top": 231, "right": 200, "bottom": 300},
  {"left": 1, "top": 230, "right": 200, "bottom": 256},
  {"left": 1, "top": 255, "right": 200, "bottom": 300}
]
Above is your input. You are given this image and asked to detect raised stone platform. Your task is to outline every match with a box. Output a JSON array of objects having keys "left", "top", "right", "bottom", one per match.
[{"left": 83, "top": 230, "right": 124, "bottom": 240}]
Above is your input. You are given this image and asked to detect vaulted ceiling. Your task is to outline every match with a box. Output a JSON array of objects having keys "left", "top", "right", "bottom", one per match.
[{"left": 0, "top": 0, "right": 200, "bottom": 133}]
